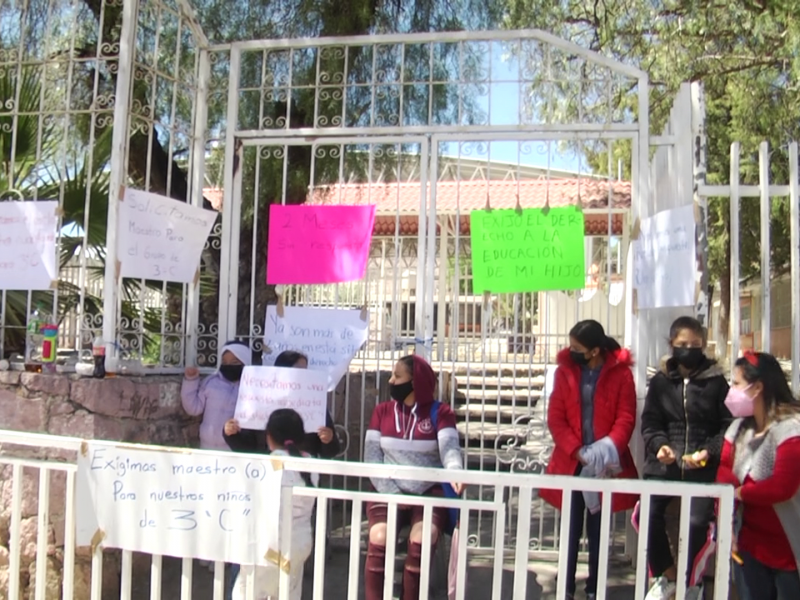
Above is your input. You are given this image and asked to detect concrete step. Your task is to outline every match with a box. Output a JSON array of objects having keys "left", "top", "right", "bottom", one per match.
[
  {"left": 457, "top": 420, "right": 550, "bottom": 445},
  {"left": 455, "top": 388, "right": 543, "bottom": 404},
  {"left": 451, "top": 364, "right": 548, "bottom": 378},
  {"left": 455, "top": 403, "right": 542, "bottom": 420},
  {"left": 452, "top": 375, "right": 545, "bottom": 388}
]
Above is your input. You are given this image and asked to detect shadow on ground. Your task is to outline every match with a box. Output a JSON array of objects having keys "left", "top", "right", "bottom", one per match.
[{"left": 124, "top": 542, "right": 641, "bottom": 600}]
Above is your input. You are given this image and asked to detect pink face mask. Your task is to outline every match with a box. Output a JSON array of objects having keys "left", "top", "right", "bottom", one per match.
[{"left": 725, "top": 385, "right": 756, "bottom": 417}]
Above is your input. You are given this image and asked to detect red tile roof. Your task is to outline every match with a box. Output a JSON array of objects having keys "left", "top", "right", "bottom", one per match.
[{"left": 204, "top": 178, "right": 629, "bottom": 236}]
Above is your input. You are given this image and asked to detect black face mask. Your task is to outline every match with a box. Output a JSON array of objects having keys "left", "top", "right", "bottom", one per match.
[
  {"left": 673, "top": 347, "right": 705, "bottom": 370},
  {"left": 570, "top": 350, "right": 590, "bottom": 366},
  {"left": 220, "top": 364, "right": 244, "bottom": 382},
  {"left": 389, "top": 381, "right": 414, "bottom": 402}
]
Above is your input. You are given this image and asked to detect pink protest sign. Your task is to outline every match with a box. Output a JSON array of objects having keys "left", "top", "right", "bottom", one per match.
[{"left": 267, "top": 204, "right": 376, "bottom": 284}]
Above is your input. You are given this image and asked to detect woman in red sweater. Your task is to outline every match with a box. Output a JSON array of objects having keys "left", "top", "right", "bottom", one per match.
[
  {"left": 539, "top": 320, "right": 638, "bottom": 600},
  {"left": 716, "top": 351, "right": 800, "bottom": 600}
]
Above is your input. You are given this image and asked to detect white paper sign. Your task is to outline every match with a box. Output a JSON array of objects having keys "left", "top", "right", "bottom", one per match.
[
  {"left": 76, "top": 442, "right": 283, "bottom": 565},
  {"left": 633, "top": 205, "right": 697, "bottom": 309},
  {"left": 264, "top": 306, "right": 369, "bottom": 390},
  {"left": 234, "top": 366, "right": 328, "bottom": 432},
  {"left": 119, "top": 189, "right": 216, "bottom": 283},
  {"left": 0, "top": 201, "right": 58, "bottom": 290}
]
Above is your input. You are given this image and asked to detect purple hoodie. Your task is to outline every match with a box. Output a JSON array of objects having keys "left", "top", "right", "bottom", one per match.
[{"left": 181, "top": 342, "right": 252, "bottom": 450}]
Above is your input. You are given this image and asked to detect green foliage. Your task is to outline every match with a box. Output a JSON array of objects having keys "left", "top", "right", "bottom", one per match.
[{"left": 504, "top": 0, "right": 800, "bottom": 289}]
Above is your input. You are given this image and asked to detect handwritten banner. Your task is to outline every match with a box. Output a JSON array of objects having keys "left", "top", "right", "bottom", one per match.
[
  {"left": 0, "top": 201, "right": 58, "bottom": 290},
  {"left": 234, "top": 366, "right": 328, "bottom": 431},
  {"left": 633, "top": 204, "right": 697, "bottom": 309},
  {"left": 469, "top": 207, "right": 586, "bottom": 294},
  {"left": 266, "top": 204, "right": 376, "bottom": 284},
  {"left": 76, "top": 442, "right": 283, "bottom": 565},
  {"left": 263, "top": 305, "right": 369, "bottom": 390},
  {"left": 119, "top": 189, "right": 217, "bottom": 283}
]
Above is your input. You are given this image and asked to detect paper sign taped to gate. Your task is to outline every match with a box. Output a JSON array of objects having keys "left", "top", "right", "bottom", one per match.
[
  {"left": 263, "top": 305, "right": 369, "bottom": 391},
  {"left": 469, "top": 206, "right": 586, "bottom": 293},
  {"left": 632, "top": 204, "right": 697, "bottom": 309},
  {"left": 75, "top": 441, "right": 283, "bottom": 565},
  {"left": 266, "top": 204, "right": 376, "bottom": 284},
  {"left": 234, "top": 365, "right": 328, "bottom": 431},
  {"left": 119, "top": 189, "right": 217, "bottom": 283},
  {"left": 0, "top": 201, "right": 58, "bottom": 290}
]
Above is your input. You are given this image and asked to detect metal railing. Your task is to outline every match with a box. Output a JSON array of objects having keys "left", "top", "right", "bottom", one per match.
[{"left": 0, "top": 429, "right": 734, "bottom": 600}]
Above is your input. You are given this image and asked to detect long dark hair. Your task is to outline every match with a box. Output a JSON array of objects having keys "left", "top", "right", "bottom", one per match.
[
  {"left": 274, "top": 350, "right": 308, "bottom": 368},
  {"left": 735, "top": 352, "right": 800, "bottom": 418},
  {"left": 569, "top": 319, "right": 621, "bottom": 352},
  {"left": 266, "top": 408, "right": 315, "bottom": 487}
]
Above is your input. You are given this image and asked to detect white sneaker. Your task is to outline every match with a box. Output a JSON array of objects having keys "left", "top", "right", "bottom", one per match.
[
  {"left": 684, "top": 585, "right": 703, "bottom": 600},
  {"left": 644, "top": 577, "right": 677, "bottom": 600}
]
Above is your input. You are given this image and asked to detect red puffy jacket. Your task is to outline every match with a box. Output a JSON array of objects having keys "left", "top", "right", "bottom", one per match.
[{"left": 539, "top": 347, "right": 639, "bottom": 513}]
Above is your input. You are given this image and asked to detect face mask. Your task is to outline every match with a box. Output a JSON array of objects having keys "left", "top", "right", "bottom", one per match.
[
  {"left": 220, "top": 364, "right": 244, "bottom": 382},
  {"left": 724, "top": 385, "right": 755, "bottom": 417},
  {"left": 570, "top": 350, "right": 590, "bottom": 366},
  {"left": 389, "top": 381, "right": 414, "bottom": 402},
  {"left": 673, "top": 347, "right": 705, "bottom": 370}
]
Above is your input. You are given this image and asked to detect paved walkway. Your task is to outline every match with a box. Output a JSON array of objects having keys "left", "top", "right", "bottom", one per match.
[{"left": 129, "top": 545, "right": 640, "bottom": 600}]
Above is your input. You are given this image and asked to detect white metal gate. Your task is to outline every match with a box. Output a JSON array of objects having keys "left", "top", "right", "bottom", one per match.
[{"left": 208, "top": 31, "right": 652, "bottom": 552}]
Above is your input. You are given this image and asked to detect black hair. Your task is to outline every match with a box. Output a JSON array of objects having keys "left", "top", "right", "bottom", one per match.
[
  {"left": 734, "top": 352, "right": 800, "bottom": 418},
  {"left": 569, "top": 319, "right": 621, "bottom": 352},
  {"left": 274, "top": 350, "right": 308, "bottom": 368},
  {"left": 266, "top": 408, "right": 315, "bottom": 487},
  {"left": 398, "top": 355, "right": 415, "bottom": 376},
  {"left": 668, "top": 316, "right": 706, "bottom": 344}
]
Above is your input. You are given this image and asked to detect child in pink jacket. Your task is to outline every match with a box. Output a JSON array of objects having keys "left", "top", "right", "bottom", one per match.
[{"left": 181, "top": 340, "right": 252, "bottom": 451}]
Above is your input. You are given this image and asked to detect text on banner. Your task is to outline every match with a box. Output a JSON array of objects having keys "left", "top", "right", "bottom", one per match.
[
  {"left": 266, "top": 204, "right": 376, "bottom": 285},
  {"left": 0, "top": 200, "right": 58, "bottom": 290},
  {"left": 76, "top": 442, "right": 283, "bottom": 565},
  {"left": 469, "top": 206, "right": 586, "bottom": 294}
]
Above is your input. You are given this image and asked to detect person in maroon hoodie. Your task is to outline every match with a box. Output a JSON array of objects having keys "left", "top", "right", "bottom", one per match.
[
  {"left": 539, "top": 319, "right": 638, "bottom": 600},
  {"left": 364, "top": 354, "right": 463, "bottom": 600}
]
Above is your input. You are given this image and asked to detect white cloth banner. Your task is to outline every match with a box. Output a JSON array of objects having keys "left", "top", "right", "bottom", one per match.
[
  {"left": 0, "top": 201, "right": 58, "bottom": 290},
  {"left": 263, "top": 306, "right": 369, "bottom": 390},
  {"left": 632, "top": 204, "right": 697, "bottom": 309},
  {"left": 76, "top": 442, "right": 283, "bottom": 565},
  {"left": 119, "top": 188, "right": 216, "bottom": 283},
  {"left": 234, "top": 365, "right": 328, "bottom": 432}
]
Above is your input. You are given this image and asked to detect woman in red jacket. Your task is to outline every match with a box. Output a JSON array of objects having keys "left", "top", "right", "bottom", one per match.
[
  {"left": 539, "top": 320, "right": 638, "bottom": 600},
  {"left": 716, "top": 351, "right": 800, "bottom": 600}
]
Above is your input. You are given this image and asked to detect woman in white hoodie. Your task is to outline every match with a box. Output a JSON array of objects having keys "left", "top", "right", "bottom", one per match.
[{"left": 231, "top": 409, "right": 318, "bottom": 600}]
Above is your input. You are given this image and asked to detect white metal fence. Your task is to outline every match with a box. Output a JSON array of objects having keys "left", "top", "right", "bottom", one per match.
[{"left": 0, "top": 429, "right": 735, "bottom": 600}]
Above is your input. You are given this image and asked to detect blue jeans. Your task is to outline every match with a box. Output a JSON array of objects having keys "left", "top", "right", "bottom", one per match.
[
  {"left": 226, "top": 563, "right": 240, "bottom": 600},
  {"left": 733, "top": 551, "right": 800, "bottom": 600}
]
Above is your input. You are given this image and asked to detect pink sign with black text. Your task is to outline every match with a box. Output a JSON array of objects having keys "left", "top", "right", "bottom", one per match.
[{"left": 266, "top": 204, "right": 376, "bottom": 284}]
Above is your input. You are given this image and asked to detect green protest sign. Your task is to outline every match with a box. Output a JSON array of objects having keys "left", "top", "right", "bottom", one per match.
[{"left": 469, "top": 206, "right": 586, "bottom": 294}]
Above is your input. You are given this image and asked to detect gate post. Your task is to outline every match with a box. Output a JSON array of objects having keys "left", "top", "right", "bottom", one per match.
[{"left": 102, "top": 0, "right": 140, "bottom": 360}]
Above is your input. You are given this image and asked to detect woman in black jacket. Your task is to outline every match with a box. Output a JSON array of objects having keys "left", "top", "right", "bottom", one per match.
[
  {"left": 222, "top": 350, "right": 341, "bottom": 458},
  {"left": 640, "top": 316, "right": 732, "bottom": 600}
]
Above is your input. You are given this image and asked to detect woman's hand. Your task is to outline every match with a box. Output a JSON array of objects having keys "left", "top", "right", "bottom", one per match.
[
  {"left": 735, "top": 486, "right": 743, "bottom": 501},
  {"left": 317, "top": 427, "right": 334, "bottom": 445},
  {"left": 224, "top": 419, "right": 240, "bottom": 436},
  {"left": 184, "top": 366, "right": 199, "bottom": 379},
  {"left": 657, "top": 445, "right": 676, "bottom": 465},
  {"left": 682, "top": 449, "right": 709, "bottom": 469},
  {"left": 450, "top": 482, "right": 465, "bottom": 496}
]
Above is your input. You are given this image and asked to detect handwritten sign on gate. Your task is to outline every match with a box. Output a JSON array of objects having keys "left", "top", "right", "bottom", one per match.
[
  {"left": 119, "top": 188, "right": 217, "bottom": 283},
  {"left": 76, "top": 441, "right": 283, "bottom": 565},
  {"left": 263, "top": 305, "right": 369, "bottom": 391},
  {"left": 0, "top": 201, "right": 58, "bottom": 290},
  {"left": 469, "top": 206, "right": 586, "bottom": 294},
  {"left": 266, "top": 204, "right": 376, "bottom": 284},
  {"left": 234, "top": 366, "right": 328, "bottom": 432},
  {"left": 632, "top": 204, "right": 697, "bottom": 309}
]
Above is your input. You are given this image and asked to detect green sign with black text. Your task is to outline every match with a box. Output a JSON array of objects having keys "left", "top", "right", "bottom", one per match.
[{"left": 469, "top": 206, "right": 586, "bottom": 294}]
